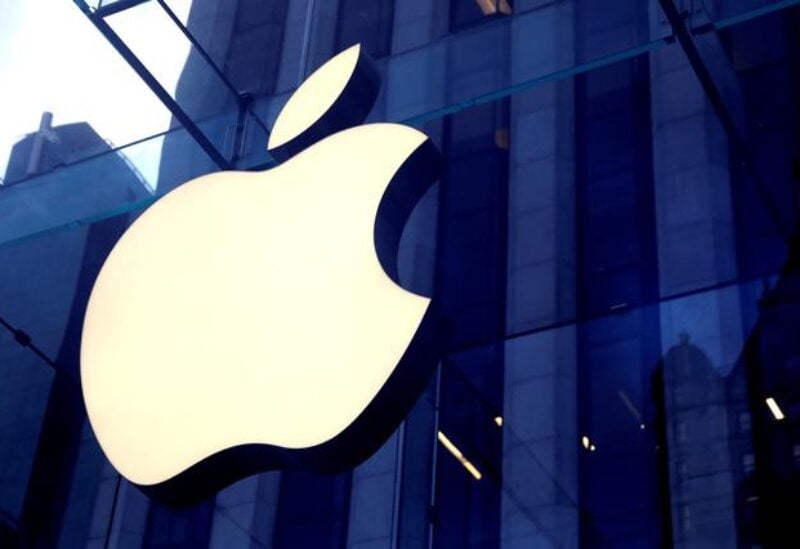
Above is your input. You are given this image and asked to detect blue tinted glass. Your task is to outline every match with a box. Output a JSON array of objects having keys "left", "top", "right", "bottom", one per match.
[
  {"left": 3, "top": 2, "right": 800, "bottom": 549},
  {"left": 336, "top": 0, "right": 395, "bottom": 58}
]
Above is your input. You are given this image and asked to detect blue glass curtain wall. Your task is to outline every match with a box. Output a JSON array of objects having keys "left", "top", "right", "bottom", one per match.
[{"left": 2, "top": 1, "right": 800, "bottom": 548}]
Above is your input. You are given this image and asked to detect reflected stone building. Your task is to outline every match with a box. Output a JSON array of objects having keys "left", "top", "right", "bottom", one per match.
[{"left": 654, "top": 335, "right": 739, "bottom": 547}]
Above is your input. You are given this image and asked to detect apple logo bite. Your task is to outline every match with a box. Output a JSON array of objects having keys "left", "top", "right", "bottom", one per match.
[{"left": 80, "top": 44, "right": 442, "bottom": 505}]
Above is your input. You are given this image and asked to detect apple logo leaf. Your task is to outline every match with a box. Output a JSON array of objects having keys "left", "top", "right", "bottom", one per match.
[{"left": 267, "top": 44, "right": 380, "bottom": 162}]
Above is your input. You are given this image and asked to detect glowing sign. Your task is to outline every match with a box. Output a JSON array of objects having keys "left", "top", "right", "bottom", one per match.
[{"left": 81, "top": 44, "right": 441, "bottom": 504}]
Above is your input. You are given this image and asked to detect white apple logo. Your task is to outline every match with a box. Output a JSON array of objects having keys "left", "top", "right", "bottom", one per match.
[{"left": 80, "top": 44, "right": 442, "bottom": 504}]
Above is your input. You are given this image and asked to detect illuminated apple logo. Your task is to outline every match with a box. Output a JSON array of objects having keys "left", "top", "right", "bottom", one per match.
[{"left": 81, "top": 44, "right": 442, "bottom": 504}]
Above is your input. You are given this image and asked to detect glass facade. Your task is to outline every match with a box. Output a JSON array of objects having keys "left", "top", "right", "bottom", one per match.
[{"left": 2, "top": 0, "right": 800, "bottom": 547}]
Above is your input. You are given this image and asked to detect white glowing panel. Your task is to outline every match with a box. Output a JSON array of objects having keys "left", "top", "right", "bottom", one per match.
[
  {"left": 81, "top": 44, "right": 433, "bottom": 488},
  {"left": 268, "top": 45, "right": 359, "bottom": 151},
  {"left": 82, "top": 123, "right": 430, "bottom": 486}
]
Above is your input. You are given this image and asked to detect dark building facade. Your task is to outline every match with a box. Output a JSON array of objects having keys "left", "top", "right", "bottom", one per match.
[
  {"left": 0, "top": 113, "right": 150, "bottom": 547},
  {"left": 2, "top": 0, "right": 800, "bottom": 547}
]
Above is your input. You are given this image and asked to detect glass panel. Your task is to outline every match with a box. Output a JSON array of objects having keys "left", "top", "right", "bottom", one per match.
[
  {"left": 0, "top": 326, "right": 54, "bottom": 538},
  {"left": 435, "top": 346, "right": 579, "bottom": 547},
  {"left": 103, "top": 0, "right": 241, "bottom": 164},
  {"left": 6, "top": 0, "right": 797, "bottom": 251},
  {"left": 0, "top": 0, "right": 172, "bottom": 182},
  {"left": 103, "top": 2, "right": 197, "bottom": 109},
  {"left": 0, "top": 128, "right": 199, "bottom": 248},
  {"left": 379, "top": 0, "right": 668, "bottom": 126},
  {"left": 3, "top": 2, "right": 800, "bottom": 548}
]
